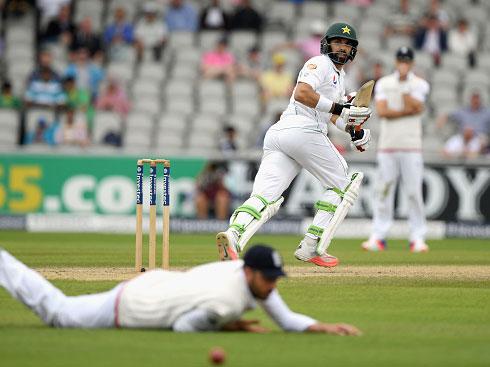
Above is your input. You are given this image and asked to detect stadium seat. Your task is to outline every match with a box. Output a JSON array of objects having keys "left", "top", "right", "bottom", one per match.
[
  {"left": 132, "top": 79, "right": 161, "bottom": 98},
  {"left": 198, "top": 80, "right": 226, "bottom": 99},
  {"left": 0, "top": 109, "right": 19, "bottom": 146},
  {"left": 232, "top": 80, "right": 259, "bottom": 98},
  {"left": 93, "top": 111, "right": 123, "bottom": 144},
  {"left": 164, "top": 80, "right": 194, "bottom": 99},
  {"left": 268, "top": 2, "right": 296, "bottom": 29},
  {"left": 133, "top": 96, "right": 161, "bottom": 116},
  {"left": 231, "top": 96, "right": 261, "bottom": 117},
  {"left": 188, "top": 131, "right": 218, "bottom": 150},
  {"left": 431, "top": 69, "right": 459, "bottom": 88},
  {"left": 165, "top": 99, "right": 195, "bottom": 114},
  {"left": 262, "top": 31, "right": 288, "bottom": 52},
  {"left": 301, "top": 2, "right": 327, "bottom": 18},
  {"left": 25, "top": 109, "right": 56, "bottom": 134},
  {"left": 171, "top": 62, "right": 200, "bottom": 80},
  {"left": 107, "top": 62, "right": 134, "bottom": 83},
  {"left": 168, "top": 32, "right": 196, "bottom": 50},
  {"left": 199, "top": 30, "right": 223, "bottom": 50},
  {"left": 155, "top": 131, "right": 185, "bottom": 150},
  {"left": 137, "top": 63, "right": 166, "bottom": 82},
  {"left": 174, "top": 48, "right": 201, "bottom": 65},
  {"left": 230, "top": 31, "right": 258, "bottom": 54},
  {"left": 198, "top": 98, "right": 228, "bottom": 115},
  {"left": 189, "top": 113, "right": 223, "bottom": 134},
  {"left": 158, "top": 113, "right": 188, "bottom": 135}
]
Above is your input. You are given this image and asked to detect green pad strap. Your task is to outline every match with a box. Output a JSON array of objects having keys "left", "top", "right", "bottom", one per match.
[
  {"left": 230, "top": 223, "right": 245, "bottom": 235},
  {"left": 314, "top": 200, "right": 337, "bottom": 213},
  {"left": 307, "top": 225, "right": 324, "bottom": 237},
  {"left": 328, "top": 187, "right": 345, "bottom": 199},
  {"left": 252, "top": 194, "right": 270, "bottom": 207},
  {"left": 234, "top": 205, "right": 261, "bottom": 220}
]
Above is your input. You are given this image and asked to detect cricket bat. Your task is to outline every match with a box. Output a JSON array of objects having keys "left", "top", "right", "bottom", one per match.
[{"left": 353, "top": 80, "right": 375, "bottom": 131}]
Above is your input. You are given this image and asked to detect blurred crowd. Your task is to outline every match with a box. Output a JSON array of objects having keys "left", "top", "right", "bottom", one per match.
[{"left": 0, "top": 0, "right": 488, "bottom": 159}]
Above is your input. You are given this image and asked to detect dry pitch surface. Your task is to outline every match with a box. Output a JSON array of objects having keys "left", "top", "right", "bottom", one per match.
[{"left": 36, "top": 264, "right": 490, "bottom": 282}]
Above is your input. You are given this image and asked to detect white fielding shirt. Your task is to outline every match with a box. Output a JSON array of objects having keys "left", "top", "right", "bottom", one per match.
[
  {"left": 375, "top": 72, "right": 430, "bottom": 151},
  {"left": 116, "top": 260, "right": 316, "bottom": 332},
  {"left": 278, "top": 55, "right": 346, "bottom": 134}
]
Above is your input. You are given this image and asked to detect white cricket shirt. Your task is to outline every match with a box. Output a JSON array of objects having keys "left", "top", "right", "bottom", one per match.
[
  {"left": 277, "top": 54, "right": 346, "bottom": 133},
  {"left": 375, "top": 71, "right": 430, "bottom": 151},
  {"left": 116, "top": 260, "right": 316, "bottom": 332},
  {"left": 116, "top": 261, "right": 256, "bottom": 329}
]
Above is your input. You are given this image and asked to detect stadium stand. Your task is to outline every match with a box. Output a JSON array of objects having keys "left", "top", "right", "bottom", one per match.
[{"left": 0, "top": 0, "right": 488, "bottom": 159}]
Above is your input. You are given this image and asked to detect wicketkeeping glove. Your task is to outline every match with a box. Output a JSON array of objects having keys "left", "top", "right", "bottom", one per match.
[
  {"left": 340, "top": 105, "right": 372, "bottom": 127},
  {"left": 349, "top": 127, "right": 371, "bottom": 152}
]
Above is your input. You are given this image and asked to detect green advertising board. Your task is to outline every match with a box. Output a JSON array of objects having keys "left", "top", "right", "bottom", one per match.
[{"left": 0, "top": 154, "right": 206, "bottom": 216}]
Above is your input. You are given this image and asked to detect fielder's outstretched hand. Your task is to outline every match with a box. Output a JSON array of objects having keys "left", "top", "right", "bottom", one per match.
[
  {"left": 223, "top": 319, "right": 270, "bottom": 333},
  {"left": 307, "top": 322, "right": 362, "bottom": 336}
]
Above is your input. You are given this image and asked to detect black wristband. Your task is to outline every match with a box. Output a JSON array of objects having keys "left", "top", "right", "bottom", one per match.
[{"left": 330, "top": 102, "right": 344, "bottom": 116}]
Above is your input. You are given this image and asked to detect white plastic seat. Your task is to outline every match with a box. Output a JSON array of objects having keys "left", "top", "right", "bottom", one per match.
[
  {"left": 301, "top": 2, "right": 327, "bottom": 18},
  {"left": 198, "top": 98, "right": 228, "bottom": 115},
  {"left": 232, "top": 96, "right": 260, "bottom": 117},
  {"left": 164, "top": 80, "right": 194, "bottom": 99},
  {"left": 0, "top": 109, "right": 19, "bottom": 145},
  {"left": 188, "top": 131, "right": 218, "bottom": 150},
  {"left": 165, "top": 99, "right": 194, "bottom": 114},
  {"left": 189, "top": 114, "right": 222, "bottom": 133},
  {"left": 93, "top": 111, "right": 122, "bottom": 144},
  {"left": 133, "top": 97, "right": 161, "bottom": 116},
  {"left": 268, "top": 2, "right": 295, "bottom": 28},
  {"left": 168, "top": 32, "right": 195, "bottom": 50},
  {"left": 199, "top": 30, "right": 222, "bottom": 50},
  {"left": 132, "top": 79, "right": 161, "bottom": 98},
  {"left": 137, "top": 63, "right": 165, "bottom": 82},
  {"left": 262, "top": 31, "right": 288, "bottom": 52},
  {"left": 107, "top": 62, "right": 134, "bottom": 83},
  {"left": 431, "top": 69, "right": 460, "bottom": 88},
  {"left": 232, "top": 80, "right": 260, "bottom": 98},
  {"left": 198, "top": 80, "right": 226, "bottom": 99},
  {"left": 230, "top": 31, "right": 258, "bottom": 53}
]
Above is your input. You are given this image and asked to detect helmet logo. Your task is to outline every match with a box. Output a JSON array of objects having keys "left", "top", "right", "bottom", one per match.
[{"left": 341, "top": 26, "right": 351, "bottom": 34}]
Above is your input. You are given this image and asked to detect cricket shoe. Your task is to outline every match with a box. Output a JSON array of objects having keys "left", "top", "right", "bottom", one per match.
[
  {"left": 216, "top": 230, "right": 240, "bottom": 261},
  {"left": 294, "top": 237, "right": 339, "bottom": 268},
  {"left": 361, "top": 237, "right": 387, "bottom": 252},
  {"left": 409, "top": 240, "right": 429, "bottom": 253}
]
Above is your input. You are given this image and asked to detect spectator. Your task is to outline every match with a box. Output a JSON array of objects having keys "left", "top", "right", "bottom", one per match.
[
  {"left": 437, "top": 91, "right": 490, "bottom": 142},
  {"left": 56, "top": 109, "right": 90, "bottom": 147},
  {"left": 259, "top": 53, "right": 294, "bottom": 103},
  {"left": 442, "top": 126, "right": 485, "bottom": 159},
  {"left": 135, "top": 2, "right": 167, "bottom": 62},
  {"left": 103, "top": 7, "right": 135, "bottom": 61},
  {"left": 201, "top": 36, "right": 236, "bottom": 83},
  {"left": 219, "top": 125, "right": 238, "bottom": 153},
  {"left": 23, "top": 117, "right": 59, "bottom": 145},
  {"left": 237, "top": 45, "right": 263, "bottom": 80},
  {"left": 200, "top": 0, "right": 229, "bottom": 31},
  {"left": 95, "top": 77, "right": 131, "bottom": 117},
  {"left": 230, "top": 0, "right": 262, "bottom": 32},
  {"left": 42, "top": 4, "right": 75, "bottom": 45},
  {"left": 64, "top": 48, "right": 105, "bottom": 99},
  {"left": 195, "top": 162, "right": 231, "bottom": 220},
  {"left": 448, "top": 18, "right": 476, "bottom": 67},
  {"left": 426, "top": 0, "right": 450, "bottom": 30},
  {"left": 63, "top": 76, "right": 94, "bottom": 131},
  {"left": 70, "top": 16, "right": 103, "bottom": 60},
  {"left": 37, "top": 0, "right": 71, "bottom": 24},
  {"left": 24, "top": 67, "right": 66, "bottom": 108},
  {"left": 256, "top": 111, "right": 282, "bottom": 147},
  {"left": 28, "top": 48, "right": 59, "bottom": 83},
  {"left": 414, "top": 14, "right": 447, "bottom": 65},
  {"left": 0, "top": 81, "right": 22, "bottom": 109},
  {"left": 165, "top": 0, "right": 198, "bottom": 32},
  {"left": 384, "top": 0, "right": 418, "bottom": 38}
]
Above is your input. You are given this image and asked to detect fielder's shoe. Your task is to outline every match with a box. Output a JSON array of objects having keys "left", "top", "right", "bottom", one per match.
[
  {"left": 216, "top": 230, "right": 240, "bottom": 261},
  {"left": 361, "top": 238, "right": 387, "bottom": 252},
  {"left": 409, "top": 240, "right": 429, "bottom": 253},
  {"left": 294, "top": 236, "right": 339, "bottom": 268}
]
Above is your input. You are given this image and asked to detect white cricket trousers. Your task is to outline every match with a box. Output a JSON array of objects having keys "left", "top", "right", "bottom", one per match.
[
  {"left": 0, "top": 250, "right": 121, "bottom": 328},
  {"left": 253, "top": 126, "right": 351, "bottom": 230},
  {"left": 372, "top": 151, "right": 426, "bottom": 242}
]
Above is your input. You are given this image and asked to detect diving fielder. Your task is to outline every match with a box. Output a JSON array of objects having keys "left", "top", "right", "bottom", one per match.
[
  {"left": 216, "top": 23, "right": 372, "bottom": 267},
  {"left": 0, "top": 245, "right": 360, "bottom": 335},
  {"left": 362, "top": 47, "right": 430, "bottom": 253}
]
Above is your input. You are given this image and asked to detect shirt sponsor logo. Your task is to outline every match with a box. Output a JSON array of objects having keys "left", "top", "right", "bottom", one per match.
[
  {"left": 307, "top": 64, "right": 317, "bottom": 70},
  {"left": 333, "top": 74, "right": 337, "bottom": 85}
]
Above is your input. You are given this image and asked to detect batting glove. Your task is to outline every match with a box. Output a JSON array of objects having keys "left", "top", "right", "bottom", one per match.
[
  {"left": 340, "top": 106, "right": 372, "bottom": 127},
  {"left": 349, "top": 127, "right": 371, "bottom": 152}
]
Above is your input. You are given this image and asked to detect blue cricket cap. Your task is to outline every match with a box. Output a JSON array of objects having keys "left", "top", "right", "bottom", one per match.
[{"left": 243, "top": 244, "right": 286, "bottom": 279}]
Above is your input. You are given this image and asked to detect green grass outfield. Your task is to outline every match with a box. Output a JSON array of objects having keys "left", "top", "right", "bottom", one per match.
[{"left": 0, "top": 231, "right": 489, "bottom": 367}]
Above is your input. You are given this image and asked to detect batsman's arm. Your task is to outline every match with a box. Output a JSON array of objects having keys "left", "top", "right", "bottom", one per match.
[{"left": 295, "top": 82, "right": 345, "bottom": 115}]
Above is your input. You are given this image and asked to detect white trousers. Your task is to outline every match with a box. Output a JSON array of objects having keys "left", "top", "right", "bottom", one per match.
[
  {"left": 372, "top": 151, "right": 426, "bottom": 242},
  {"left": 253, "top": 127, "right": 351, "bottom": 230},
  {"left": 0, "top": 250, "right": 121, "bottom": 328}
]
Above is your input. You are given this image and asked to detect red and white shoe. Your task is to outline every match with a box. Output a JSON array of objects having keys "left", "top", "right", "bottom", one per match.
[
  {"left": 409, "top": 240, "right": 429, "bottom": 253},
  {"left": 294, "top": 237, "right": 339, "bottom": 268},
  {"left": 361, "top": 238, "right": 387, "bottom": 252},
  {"left": 216, "top": 230, "right": 240, "bottom": 261}
]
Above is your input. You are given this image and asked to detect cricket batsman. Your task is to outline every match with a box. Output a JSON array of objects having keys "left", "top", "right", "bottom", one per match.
[{"left": 216, "top": 23, "right": 372, "bottom": 267}]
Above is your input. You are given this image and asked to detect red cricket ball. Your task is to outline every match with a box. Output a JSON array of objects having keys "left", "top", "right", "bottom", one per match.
[{"left": 209, "top": 347, "right": 226, "bottom": 365}]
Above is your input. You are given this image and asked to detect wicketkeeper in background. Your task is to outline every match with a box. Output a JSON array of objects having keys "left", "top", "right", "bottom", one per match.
[
  {"left": 216, "top": 23, "right": 372, "bottom": 267},
  {"left": 362, "top": 47, "right": 430, "bottom": 253}
]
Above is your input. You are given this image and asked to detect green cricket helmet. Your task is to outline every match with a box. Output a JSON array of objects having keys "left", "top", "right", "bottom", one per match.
[{"left": 320, "top": 22, "right": 358, "bottom": 65}]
